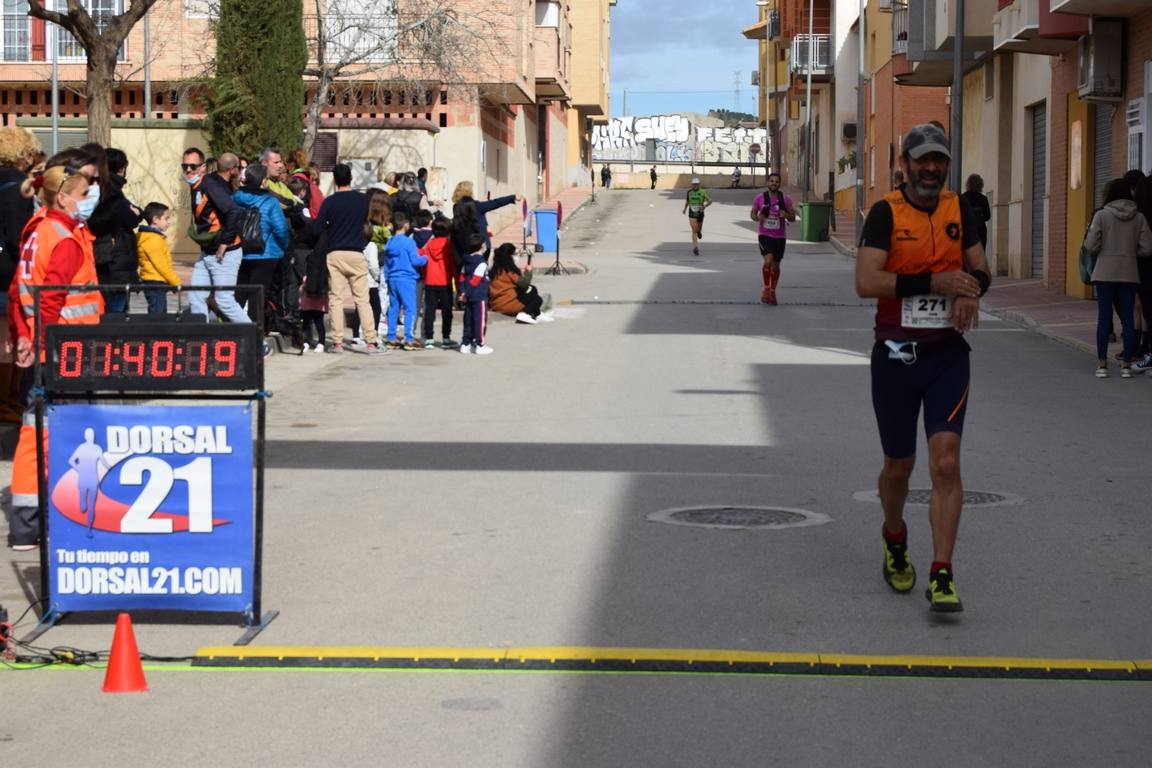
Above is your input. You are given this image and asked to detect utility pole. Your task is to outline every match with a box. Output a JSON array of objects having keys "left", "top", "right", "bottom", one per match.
[
  {"left": 144, "top": 11, "right": 151, "bottom": 120},
  {"left": 50, "top": 22, "right": 58, "bottom": 154},
  {"left": 856, "top": 0, "right": 866, "bottom": 242},
  {"left": 950, "top": 0, "right": 965, "bottom": 191},
  {"left": 803, "top": 0, "right": 814, "bottom": 203}
]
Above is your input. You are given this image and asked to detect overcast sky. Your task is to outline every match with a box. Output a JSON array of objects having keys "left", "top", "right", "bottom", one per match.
[{"left": 610, "top": 0, "right": 762, "bottom": 118}]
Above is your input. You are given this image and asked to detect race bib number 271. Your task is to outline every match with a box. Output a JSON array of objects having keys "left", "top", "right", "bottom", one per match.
[{"left": 901, "top": 294, "right": 953, "bottom": 328}]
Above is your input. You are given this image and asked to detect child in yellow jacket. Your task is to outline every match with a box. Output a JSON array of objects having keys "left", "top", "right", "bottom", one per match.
[{"left": 137, "top": 202, "right": 180, "bottom": 315}]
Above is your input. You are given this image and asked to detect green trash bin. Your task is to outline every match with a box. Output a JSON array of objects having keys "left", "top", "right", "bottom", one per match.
[{"left": 799, "top": 201, "right": 832, "bottom": 242}]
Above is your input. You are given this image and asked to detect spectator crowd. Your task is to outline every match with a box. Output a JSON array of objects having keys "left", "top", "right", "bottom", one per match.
[{"left": 0, "top": 127, "right": 562, "bottom": 549}]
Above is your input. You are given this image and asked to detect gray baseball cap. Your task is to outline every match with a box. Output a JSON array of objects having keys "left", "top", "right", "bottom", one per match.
[{"left": 902, "top": 123, "right": 951, "bottom": 160}]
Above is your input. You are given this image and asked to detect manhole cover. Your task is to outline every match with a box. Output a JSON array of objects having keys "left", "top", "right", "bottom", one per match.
[
  {"left": 852, "top": 489, "right": 1022, "bottom": 508},
  {"left": 647, "top": 505, "right": 831, "bottom": 530}
]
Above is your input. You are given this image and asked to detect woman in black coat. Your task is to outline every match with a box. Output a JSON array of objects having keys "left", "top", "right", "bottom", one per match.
[{"left": 88, "top": 147, "right": 143, "bottom": 313}]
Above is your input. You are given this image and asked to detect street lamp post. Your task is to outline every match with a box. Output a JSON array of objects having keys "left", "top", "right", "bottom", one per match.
[
  {"left": 950, "top": 0, "right": 965, "bottom": 191},
  {"left": 803, "top": 0, "right": 814, "bottom": 203},
  {"left": 856, "top": 0, "right": 866, "bottom": 243}
]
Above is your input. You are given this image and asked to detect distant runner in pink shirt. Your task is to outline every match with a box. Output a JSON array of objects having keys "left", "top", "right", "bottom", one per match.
[{"left": 750, "top": 172, "right": 797, "bottom": 305}]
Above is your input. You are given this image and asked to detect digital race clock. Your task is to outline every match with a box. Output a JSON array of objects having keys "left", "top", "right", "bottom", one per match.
[{"left": 44, "top": 323, "right": 262, "bottom": 392}]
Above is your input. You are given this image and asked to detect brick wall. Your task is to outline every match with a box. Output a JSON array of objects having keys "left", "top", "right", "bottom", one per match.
[
  {"left": 863, "top": 59, "right": 949, "bottom": 211},
  {"left": 1120, "top": 10, "right": 1152, "bottom": 176}
]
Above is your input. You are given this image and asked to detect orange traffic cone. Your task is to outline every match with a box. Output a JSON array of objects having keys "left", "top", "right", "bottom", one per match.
[{"left": 102, "top": 613, "right": 148, "bottom": 693}]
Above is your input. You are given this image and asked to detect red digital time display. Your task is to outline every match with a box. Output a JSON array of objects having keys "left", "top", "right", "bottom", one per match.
[{"left": 45, "top": 323, "right": 261, "bottom": 392}]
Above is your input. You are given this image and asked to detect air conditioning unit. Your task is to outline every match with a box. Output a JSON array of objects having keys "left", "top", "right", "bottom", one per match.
[
  {"left": 842, "top": 122, "right": 858, "bottom": 141},
  {"left": 1077, "top": 20, "right": 1123, "bottom": 103},
  {"left": 878, "top": 0, "right": 893, "bottom": 10},
  {"left": 752, "top": 71, "right": 760, "bottom": 86}
]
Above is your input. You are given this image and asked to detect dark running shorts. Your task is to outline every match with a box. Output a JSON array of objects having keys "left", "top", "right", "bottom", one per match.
[
  {"left": 870, "top": 337, "right": 971, "bottom": 459},
  {"left": 758, "top": 235, "right": 786, "bottom": 261}
]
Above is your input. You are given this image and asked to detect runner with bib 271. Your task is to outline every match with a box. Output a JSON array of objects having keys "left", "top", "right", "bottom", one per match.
[{"left": 854, "top": 124, "right": 991, "bottom": 615}]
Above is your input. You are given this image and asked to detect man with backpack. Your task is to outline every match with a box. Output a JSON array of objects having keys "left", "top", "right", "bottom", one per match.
[
  {"left": 184, "top": 148, "right": 249, "bottom": 323},
  {"left": 751, "top": 172, "right": 797, "bottom": 305}
]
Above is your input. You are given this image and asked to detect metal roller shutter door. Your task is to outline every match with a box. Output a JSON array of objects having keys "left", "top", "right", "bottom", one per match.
[
  {"left": 1093, "top": 104, "right": 1112, "bottom": 211},
  {"left": 1031, "top": 103, "right": 1046, "bottom": 279}
]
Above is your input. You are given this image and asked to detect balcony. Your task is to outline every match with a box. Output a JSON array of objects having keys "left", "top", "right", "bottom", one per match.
[
  {"left": 993, "top": 0, "right": 1076, "bottom": 55},
  {"left": 892, "top": 1, "right": 908, "bottom": 55},
  {"left": 1050, "top": 0, "right": 1147, "bottom": 15},
  {"left": 897, "top": 0, "right": 992, "bottom": 86},
  {"left": 533, "top": 24, "right": 569, "bottom": 100},
  {"left": 790, "top": 34, "right": 832, "bottom": 80}
]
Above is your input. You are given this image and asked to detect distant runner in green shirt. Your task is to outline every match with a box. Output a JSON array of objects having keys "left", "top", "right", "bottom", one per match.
[{"left": 682, "top": 177, "right": 711, "bottom": 256}]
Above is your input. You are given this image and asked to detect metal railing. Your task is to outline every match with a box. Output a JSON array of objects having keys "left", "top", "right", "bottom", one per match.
[
  {"left": 790, "top": 34, "right": 832, "bottom": 75},
  {"left": 892, "top": 2, "right": 909, "bottom": 55},
  {"left": 305, "top": 13, "right": 399, "bottom": 65}
]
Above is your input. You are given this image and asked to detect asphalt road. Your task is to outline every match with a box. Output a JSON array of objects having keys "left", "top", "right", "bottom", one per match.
[{"left": 2, "top": 187, "right": 1150, "bottom": 766}]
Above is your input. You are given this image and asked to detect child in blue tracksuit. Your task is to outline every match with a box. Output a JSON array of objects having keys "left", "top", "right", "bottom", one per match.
[
  {"left": 383, "top": 211, "right": 428, "bottom": 349},
  {"left": 457, "top": 232, "right": 493, "bottom": 355}
]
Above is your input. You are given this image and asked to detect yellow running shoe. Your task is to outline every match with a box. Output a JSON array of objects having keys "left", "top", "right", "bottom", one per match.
[
  {"left": 882, "top": 532, "right": 916, "bottom": 593},
  {"left": 925, "top": 567, "right": 964, "bottom": 612}
]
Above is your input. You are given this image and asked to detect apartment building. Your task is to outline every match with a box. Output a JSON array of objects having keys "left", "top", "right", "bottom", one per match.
[
  {"left": 1039, "top": 1, "right": 1152, "bottom": 296},
  {"left": 859, "top": 1, "right": 949, "bottom": 214},
  {"left": 744, "top": 0, "right": 834, "bottom": 200},
  {"left": 0, "top": 0, "right": 614, "bottom": 246},
  {"left": 565, "top": 0, "right": 616, "bottom": 187}
]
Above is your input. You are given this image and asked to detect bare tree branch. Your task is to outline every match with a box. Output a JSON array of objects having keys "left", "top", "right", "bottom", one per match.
[
  {"left": 26, "top": 0, "right": 164, "bottom": 143},
  {"left": 300, "top": 0, "right": 506, "bottom": 152}
]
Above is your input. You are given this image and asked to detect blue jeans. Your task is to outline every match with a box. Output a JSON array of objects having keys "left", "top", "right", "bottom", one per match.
[
  {"left": 140, "top": 280, "right": 170, "bottom": 315},
  {"left": 188, "top": 247, "right": 250, "bottom": 324},
  {"left": 1095, "top": 281, "right": 1136, "bottom": 362},
  {"left": 386, "top": 278, "right": 418, "bottom": 342},
  {"left": 103, "top": 289, "right": 130, "bottom": 314}
]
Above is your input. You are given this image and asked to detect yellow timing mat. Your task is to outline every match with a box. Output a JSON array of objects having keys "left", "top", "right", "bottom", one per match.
[{"left": 192, "top": 646, "right": 1152, "bottom": 681}]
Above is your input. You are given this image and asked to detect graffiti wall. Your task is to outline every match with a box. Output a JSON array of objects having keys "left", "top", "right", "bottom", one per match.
[{"left": 591, "top": 114, "right": 769, "bottom": 164}]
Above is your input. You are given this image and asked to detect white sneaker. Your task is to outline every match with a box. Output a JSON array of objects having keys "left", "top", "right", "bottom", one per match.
[
  {"left": 1095, "top": 364, "right": 1109, "bottom": 378},
  {"left": 314, "top": 343, "right": 326, "bottom": 354},
  {"left": 349, "top": 337, "right": 368, "bottom": 350},
  {"left": 515, "top": 311, "right": 537, "bottom": 324},
  {"left": 473, "top": 344, "right": 495, "bottom": 355},
  {"left": 536, "top": 312, "right": 555, "bottom": 322},
  {"left": 459, "top": 344, "right": 474, "bottom": 355},
  {"left": 301, "top": 343, "right": 312, "bottom": 351}
]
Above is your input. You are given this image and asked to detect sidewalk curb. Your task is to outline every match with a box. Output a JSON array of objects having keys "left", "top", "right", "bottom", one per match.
[
  {"left": 983, "top": 307, "right": 1095, "bottom": 356},
  {"left": 827, "top": 233, "right": 1097, "bottom": 356}
]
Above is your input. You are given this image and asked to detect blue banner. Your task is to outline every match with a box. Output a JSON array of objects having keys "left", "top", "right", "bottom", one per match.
[{"left": 46, "top": 404, "right": 254, "bottom": 614}]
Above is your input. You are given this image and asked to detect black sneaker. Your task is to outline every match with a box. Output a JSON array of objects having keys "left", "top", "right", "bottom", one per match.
[{"left": 925, "top": 568, "right": 963, "bottom": 612}]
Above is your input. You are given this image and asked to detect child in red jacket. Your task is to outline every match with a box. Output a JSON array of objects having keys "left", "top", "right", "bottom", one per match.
[{"left": 419, "top": 216, "right": 457, "bottom": 348}]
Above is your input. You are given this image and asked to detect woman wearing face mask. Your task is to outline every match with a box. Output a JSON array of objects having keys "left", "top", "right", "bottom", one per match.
[
  {"left": 87, "top": 147, "right": 142, "bottom": 313},
  {"left": 5, "top": 163, "right": 104, "bottom": 551}
]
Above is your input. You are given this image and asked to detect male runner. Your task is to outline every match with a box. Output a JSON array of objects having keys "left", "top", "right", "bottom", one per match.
[
  {"left": 854, "top": 124, "right": 990, "bottom": 613},
  {"left": 751, "top": 172, "right": 796, "bottom": 304},
  {"left": 683, "top": 177, "right": 711, "bottom": 256}
]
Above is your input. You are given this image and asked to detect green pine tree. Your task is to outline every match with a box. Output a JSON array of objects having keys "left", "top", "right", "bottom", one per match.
[{"left": 205, "top": 0, "right": 308, "bottom": 158}]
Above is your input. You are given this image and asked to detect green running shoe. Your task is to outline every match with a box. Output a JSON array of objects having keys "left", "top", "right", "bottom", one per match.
[
  {"left": 925, "top": 568, "right": 964, "bottom": 612},
  {"left": 882, "top": 534, "right": 916, "bottom": 593}
]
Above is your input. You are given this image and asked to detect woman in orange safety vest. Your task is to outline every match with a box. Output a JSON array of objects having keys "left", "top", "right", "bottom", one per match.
[{"left": 6, "top": 162, "right": 103, "bottom": 551}]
